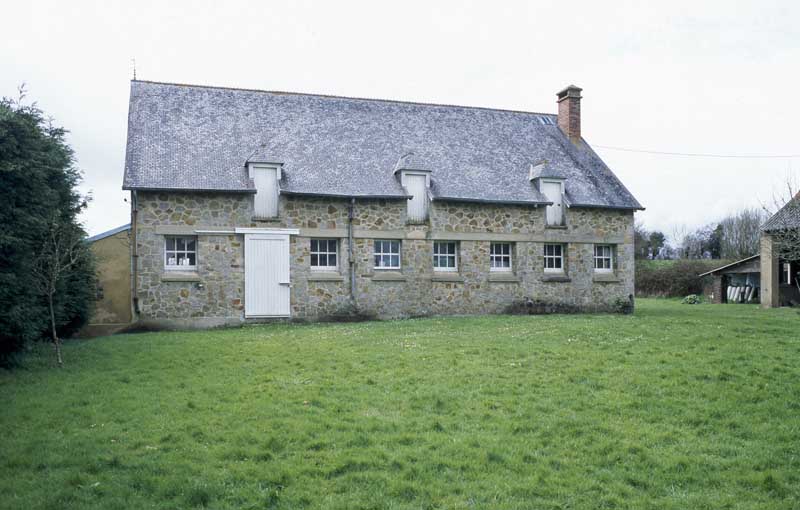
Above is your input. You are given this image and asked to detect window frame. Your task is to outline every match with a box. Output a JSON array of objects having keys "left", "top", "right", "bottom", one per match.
[
  {"left": 374, "top": 239, "right": 401, "bottom": 270},
  {"left": 489, "top": 242, "right": 513, "bottom": 272},
  {"left": 310, "top": 238, "right": 339, "bottom": 271},
  {"left": 164, "top": 235, "right": 198, "bottom": 271},
  {"left": 543, "top": 243, "right": 564, "bottom": 273},
  {"left": 593, "top": 244, "right": 614, "bottom": 273},
  {"left": 433, "top": 241, "right": 458, "bottom": 272}
]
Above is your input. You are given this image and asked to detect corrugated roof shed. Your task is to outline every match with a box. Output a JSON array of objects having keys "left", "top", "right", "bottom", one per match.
[{"left": 123, "top": 80, "right": 642, "bottom": 209}]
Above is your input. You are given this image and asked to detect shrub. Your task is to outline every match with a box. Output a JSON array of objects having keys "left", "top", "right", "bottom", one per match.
[
  {"left": 636, "top": 260, "right": 726, "bottom": 298},
  {"left": 682, "top": 294, "right": 702, "bottom": 305}
]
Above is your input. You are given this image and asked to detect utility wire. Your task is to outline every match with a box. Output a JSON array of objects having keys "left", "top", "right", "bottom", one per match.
[{"left": 594, "top": 144, "right": 800, "bottom": 159}]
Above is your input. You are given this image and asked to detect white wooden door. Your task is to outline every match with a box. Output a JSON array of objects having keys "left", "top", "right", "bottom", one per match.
[
  {"left": 405, "top": 174, "right": 428, "bottom": 222},
  {"left": 541, "top": 181, "right": 563, "bottom": 226},
  {"left": 244, "top": 234, "right": 290, "bottom": 317}
]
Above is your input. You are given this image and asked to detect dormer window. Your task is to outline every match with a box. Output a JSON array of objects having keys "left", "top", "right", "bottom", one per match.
[
  {"left": 540, "top": 179, "right": 565, "bottom": 227},
  {"left": 402, "top": 172, "right": 429, "bottom": 223},
  {"left": 248, "top": 163, "right": 281, "bottom": 219},
  {"left": 529, "top": 161, "right": 566, "bottom": 227},
  {"left": 394, "top": 153, "right": 432, "bottom": 224}
]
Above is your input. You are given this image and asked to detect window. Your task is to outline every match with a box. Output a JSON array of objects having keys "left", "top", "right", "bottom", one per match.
[
  {"left": 781, "top": 262, "right": 792, "bottom": 285},
  {"left": 593, "top": 244, "right": 614, "bottom": 273},
  {"left": 374, "top": 240, "right": 401, "bottom": 269},
  {"left": 490, "top": 242, "right": 512, "bottom": 271},
  {"left": 310, "top": 239, "right": 338, "bottom": 270},
  {"left": 433, "top": 241, "right": 458, "bottom": 271},
  {"left": 544, "top": 243, "right": 564, "bottom": 273},
  {"left": 165, "top": 236, "right": 197, "bottom": 270}
]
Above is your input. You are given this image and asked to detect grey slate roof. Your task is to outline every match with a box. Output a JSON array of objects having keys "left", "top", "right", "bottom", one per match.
[
  {"left": 123, "top": 80, "right": 642, "bottom": 209},
  {"left": 762, "top": 196, "right": 800, "bottom": 232},
  {"left": 87, "top": 224, "right": 130, "bottom": 243}
]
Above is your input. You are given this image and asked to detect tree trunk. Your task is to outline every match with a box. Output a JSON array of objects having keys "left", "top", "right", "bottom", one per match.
[{"left": 48, "top": 292, "right": 62, "bottom": 367}]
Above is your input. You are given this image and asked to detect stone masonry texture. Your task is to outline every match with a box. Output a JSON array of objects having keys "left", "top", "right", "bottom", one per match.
[{"left": 135, "top": 191, "right": 635, "bottom": 324}]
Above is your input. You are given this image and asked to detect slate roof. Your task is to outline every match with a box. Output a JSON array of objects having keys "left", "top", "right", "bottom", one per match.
[
  {"left": 87, "top": 224, "right": 130, "bottom": 243},
  {"left": 123, "top": 80, "right": 642, "bottom": 209},
  {"left": 762, "top": 196, "right": 800, "bottom": 232}
]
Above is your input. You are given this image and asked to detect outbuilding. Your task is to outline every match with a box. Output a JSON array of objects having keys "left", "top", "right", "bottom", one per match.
[
  {"left": 700, "top": 256, "right": 761, "bottom": 304},
  {"left": 79, "top": 224, "right": 133, "bottom": 336}
]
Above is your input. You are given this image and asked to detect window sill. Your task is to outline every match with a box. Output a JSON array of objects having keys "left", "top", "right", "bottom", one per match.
[
  {"left": 544, "top": 224, "right": 568, "bottom": 230},
  {"left": 370, "top": 271, "right": 407, "bottom": 282},
  {"left": 431, "top": 273, "right": 465, "bottom": 283},
  {"left": 593, "top": 274, "right": 620, "bottom": 283},
  {"left": 161, "top": 272, "right": 201, "bottom": 282},
  {"left": 252, "top": 216, "right": 281, "bottom": 222},
  {"left": 307, "top": 272, "right": 344, "bottom": 282},
  {"left": 488, "top": 273, "right": 520, "bottom": 283},
  {"left": 542, "top": 274, "right": 571, "bottom": 283}
]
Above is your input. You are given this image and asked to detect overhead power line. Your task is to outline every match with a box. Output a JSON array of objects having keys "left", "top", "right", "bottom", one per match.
[{"left": 594, "top": 144, "right": 800, "bottom": 159}]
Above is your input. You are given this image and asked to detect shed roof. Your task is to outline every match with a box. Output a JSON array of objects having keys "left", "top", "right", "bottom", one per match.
[
  {"left": 698, "top": 255, "right": 760, "bottom": 277},
  {"left": 123, "top": 80, "right": 642, "bottom": 209},
  {"left": 87, "top": 224, "right": 131, "bottom": 243}
]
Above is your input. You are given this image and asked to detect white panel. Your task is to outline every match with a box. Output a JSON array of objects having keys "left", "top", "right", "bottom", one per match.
[
  {"left": 244, "top": 234, "right": 290, "bottom": 317},
  {"left": 542, "top": 181, "right": 563, "bottom": 226},
  {"left": 405, "top": 174, "right": 428, "bottom": 222},
  {"left": 252, "top": 167, "right": 279, "bottom": 218}
]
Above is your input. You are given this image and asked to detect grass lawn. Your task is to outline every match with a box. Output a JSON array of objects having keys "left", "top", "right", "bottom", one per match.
[{"left": 1, "top": 299, "right": 799, "bottom": 509}]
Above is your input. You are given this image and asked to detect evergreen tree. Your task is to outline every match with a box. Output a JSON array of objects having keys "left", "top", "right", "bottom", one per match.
[{"left": 0, "top": 88, "right": 94, "bottom": 366}]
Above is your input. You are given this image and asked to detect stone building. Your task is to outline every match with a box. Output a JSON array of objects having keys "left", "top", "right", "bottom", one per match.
[{"left": 123, "top": 81, "right": 643, "bottom": 328}]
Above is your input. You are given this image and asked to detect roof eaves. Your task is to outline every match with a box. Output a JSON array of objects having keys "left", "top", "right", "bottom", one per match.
[
  {"left": 698, "top": 254, "right": 760, "bottom": 277},
  {"left": 433, "top": 196, "right": 550, "bottom": 207},
  {"left": 123, "top": 185, "right": 257, "bottom": 194},
  {"left": 280, "top": 190, "right": 411, "bottom": 200},
  {"left": 87, "top": 223, "right": 131, "bottom": 243}
]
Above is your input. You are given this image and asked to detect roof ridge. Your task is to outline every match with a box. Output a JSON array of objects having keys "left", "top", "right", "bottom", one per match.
[{"left": 131, "top": 79, "right": 558, "bottom": 117}]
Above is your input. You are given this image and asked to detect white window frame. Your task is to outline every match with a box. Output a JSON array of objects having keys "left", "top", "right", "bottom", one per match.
[
  {"left": 374, "top": 240, "right": 401, "bottom": 270},
  {"left": 433, "top": 241, "right": 458, "bottom": 272},
  {"left": 593, "top": 244, "right": 614, "bottom": 273},
  {"left": 544, "top": 243, "right": 564, "bottom": 273},
  {"left": 310, "top": 238, "right": 338, "bottom": 271},
  {"left": 164, "top": 235, "right": 198, "bottom": 271},
  {"left": 490, "top": 242, "right": 513, "bottom": 272}
]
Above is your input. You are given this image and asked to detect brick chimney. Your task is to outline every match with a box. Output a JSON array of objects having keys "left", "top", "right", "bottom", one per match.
[{"left": 557, "top": 85, "right": 583, "bottom": 143}]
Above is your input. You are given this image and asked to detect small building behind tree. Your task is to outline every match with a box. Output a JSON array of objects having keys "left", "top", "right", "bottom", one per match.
[{"left": 79, "top": 224, "right": 132, "bottom": 336}]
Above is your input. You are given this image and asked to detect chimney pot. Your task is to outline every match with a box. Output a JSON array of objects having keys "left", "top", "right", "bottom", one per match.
[{"left": 557, "top": 85, "right": 583, "bottom": 143}]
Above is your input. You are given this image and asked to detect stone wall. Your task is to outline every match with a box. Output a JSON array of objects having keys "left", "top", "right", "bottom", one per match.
[{"left": 133, "top": 191, "right": 635, "bottom": 326}]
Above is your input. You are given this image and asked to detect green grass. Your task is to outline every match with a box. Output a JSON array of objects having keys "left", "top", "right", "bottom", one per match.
[{"left": 1, "top": 299, "right": 799, "bottom": 509}]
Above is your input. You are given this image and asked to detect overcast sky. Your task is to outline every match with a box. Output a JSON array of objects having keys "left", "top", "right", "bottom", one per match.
[{"left": 3, "top": 0, "right": 799, "bottom": 239}]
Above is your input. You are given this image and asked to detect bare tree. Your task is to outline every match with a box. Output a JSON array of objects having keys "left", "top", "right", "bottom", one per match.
[
  {"left": 719, "top": 208, "right": 765, "bottom": 260},
  {"left": 31, "top": 215, "right": 89, "bottom": 366}
]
